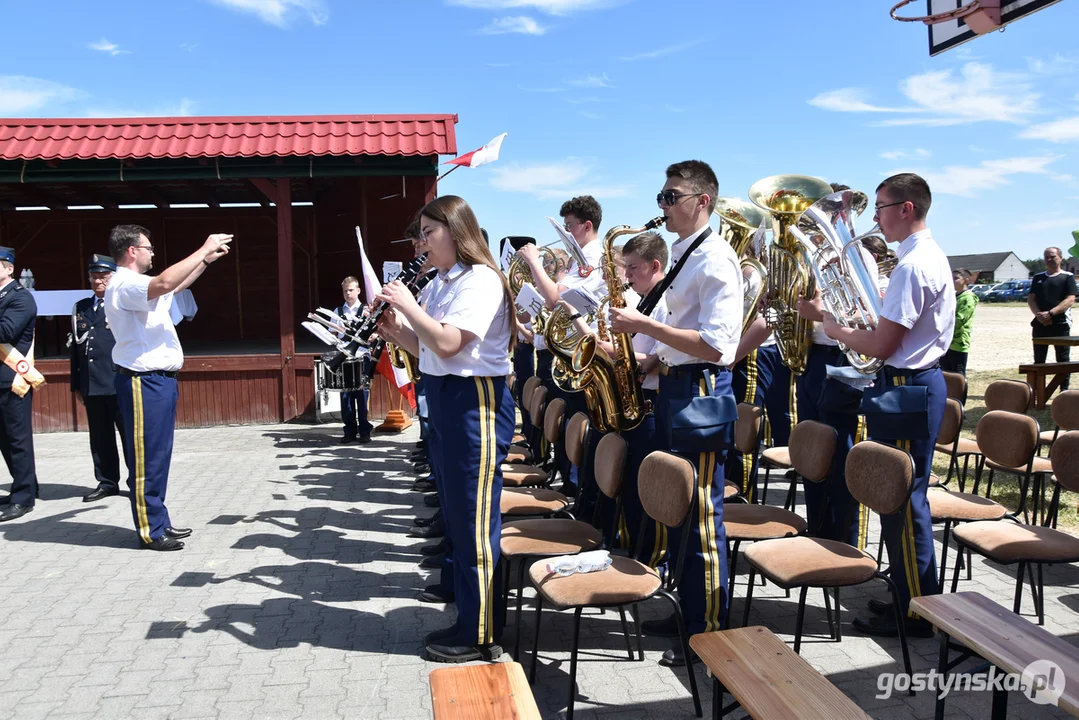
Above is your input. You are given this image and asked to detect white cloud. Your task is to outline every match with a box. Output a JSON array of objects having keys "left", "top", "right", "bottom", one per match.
[
  {"left": 1021, "top": 116, "right": 1079, "bottom": 143},
  {"left": 518, "top": 86, "right": 562, "bottom": 93},
  {"left": 1019, "top": 217, "right": 1079, "bottom": 233},
  {"left": 448, "top": 0, "right": 618, "bottom": 15},
  {"left": 180, "top": 42, "right": 200, "bottom": 52},
  {"left": 810, "top": 62, "right": 1039, "bottom": 126},
  {"left": 0, "top": 75, "right": 81, "bottom": 115},
  {"left": 207, "top": 0, "right": 328, "bottom": 27},
  {"left": 879, "top": 148, "right": 932, "bottom": 160},
  {"left": 490, "top": 160, "right": 630, "bottom": 200},
  {"left": 83, "top": 98, "right": 198, "bottom": 118},
  {"left": 1026, "top": 54, "right": 1079, "bottom": 75},
  {"left": 568, "top": 73, "right": 611, "bottom": 88},
  {"left": 579, "top": 111, "right": 601, "bottom": 120},
  {"left": 618, "top": 40, "right": 704, "bottom": 62},
  {"left": 89, "top": 38, "right": 130, "bottom": 55},
  {"left": 912, "top": 155, "right": 1061, "bottom": 198},
  {"left": 479, "top": 16, "right": 546, "bottom": 34}
]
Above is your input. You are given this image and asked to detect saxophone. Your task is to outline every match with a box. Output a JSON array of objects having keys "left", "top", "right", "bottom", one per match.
[{"left": 569, "top": 216, "right": 664, "bottom": 432}]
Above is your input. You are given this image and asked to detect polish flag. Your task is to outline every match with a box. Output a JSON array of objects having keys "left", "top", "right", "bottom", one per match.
[
  {"left": 356, "top": 226, "right": 413, "bottom": 402},
  {"left": 444, "top": 132, "right": 507, "bottom": 168}
]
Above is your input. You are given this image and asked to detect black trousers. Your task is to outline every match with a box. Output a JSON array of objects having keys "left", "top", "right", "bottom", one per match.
[
  {"left": 85, "top": 394, "right": 128, "bottom": 489},
  {"left": 1033, "top": 323, "right": 1072, "bottom": 389},
  {"left": 0, "top": 388, "right": 38, "bottom": 506}
]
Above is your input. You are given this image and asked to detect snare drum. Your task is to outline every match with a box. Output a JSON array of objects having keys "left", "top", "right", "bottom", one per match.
[{"left": 315, "top": 354, "right": 372, "bottom": 393}]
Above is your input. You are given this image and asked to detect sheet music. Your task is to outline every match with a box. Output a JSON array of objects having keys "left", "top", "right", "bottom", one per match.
[
  {"left": 383, "top": 261, "right": 403, "bottom": 283},
  {"left": 546, "top": 216, "right": 589, "bottom": 269},
  {"left": 302, "top": 321, "right": 339, "bottom": 346},
  {"left": 560, "top": 287, "right": 601, "bottom": 316},
  {"left": 499, "top": 242, "right": 515, "bottom": 271},
  {"left": 514, "top": 283, "right": 546, "bottom": 319}
]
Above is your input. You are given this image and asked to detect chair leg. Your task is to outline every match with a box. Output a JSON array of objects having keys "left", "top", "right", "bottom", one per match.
[
  {"left": 950, "top": 541, "right": 964, "bottom": 593},
  {"left": 566, "top": 607, "right": 584, "bottom": 720},
  {"left": 632, "top": 603, "right": 644, "bottom": 661},
  {"left": 833, "top": 588, "right": 842, "bottom": 642},
  {"left": 879, "top": 573, "right": 914, "bottom": 690},
  {"left": 1037, "top": 564, "right": 1045, "bottom": 626},
  {"left": 712, "top": 675, "right": 723, "bottom": 720},
  {"left": 938, "top": 521, "right": 952, "bottom": 590},
  {"left": 513, "top": 557, "right": 529, "bottom": 659},
  {"left": 793, "top": 586, "right": 809, "bottom": 655},
  {"left": 617, "top": 606, "right": 634, "bottom": 660},
  {"left": 667, "top": 596, "right": 703, "bottom": 718},
  {"left": 741, "top": 568, "right": 756, "bottom": 628},
  {"left": 960, "top": 455, "right": 971, "bottom": 493},
  {"left": 528, "top": 595, "right": 544, "bottom": 683},
  {"left": 1025, "top": 563, "right": 1040, "bottom": 625},
  {"left": 761, "top": 466, "right": 771, "bottom": 506},
  {"left": 822, "top": 587, "right": 834, "bottom": 640},
  {"left": 1012, "top": 561, "right": 1026, "bottom": 616},
  {"left": 966, "top": 547, "right": 972, "bottom": 581}
]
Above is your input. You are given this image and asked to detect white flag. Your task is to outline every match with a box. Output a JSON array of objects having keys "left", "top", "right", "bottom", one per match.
[{"left": 356, "top": 226, "right": 410, "bottom": 389}]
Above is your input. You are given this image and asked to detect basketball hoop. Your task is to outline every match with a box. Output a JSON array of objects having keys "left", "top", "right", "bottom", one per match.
[{"left": 890, "top": 0, "right": 1002, "bottom": 33}]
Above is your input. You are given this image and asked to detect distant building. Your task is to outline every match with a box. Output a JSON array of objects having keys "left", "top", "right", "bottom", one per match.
[{"left": 947, "top": 252, "right": 1028, "bottom": 283}]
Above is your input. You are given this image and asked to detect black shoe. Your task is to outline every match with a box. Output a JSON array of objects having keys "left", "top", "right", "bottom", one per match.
[
  {"left": 420, "top": 552, "right": 445, "bottom": 569},
  {"left": 412, "top": 480, "right": 436, "bottom": 493},
  {"left": 418, "top": 585, "right": 455, "bottom": 604},
  {"left": 340, "top": 435, "right": 356, "bottom": 444},
  {"left": 424, "top": 625, "right": 457, "bottom": 645},
  {"left": 420, "top": 541, "right": 446, "bottom": 556},
  {"left": 410, "top": 520, "right": 444, "bottom": 539},
  {"left": 164, "top": 527, "right": 192, "bottom": 539},
  {"left": 659, "top": 644, "right": 699, "bottom": 668},
  {"left": 424, "top": 493, "right": 441, "bottom": 508},
  {"left": 142, "top": 535, "right": 185, "bottom": 551},
  {"left": 415, "top": 440, "right": 426, "bottom": 449},
  {"left": 413, "top": 463, "right": 431, "bottom": 476},
  {"left": 414, "top": 511, "right": 441, "bottom": 527},
  {"left": 641, "top": 614, "right": 679, "bottom": 638},
  {"left": 0, "top": 504, "right": 33, "bottom": 522},
  {"left": 0, "top": 495, "right": 9, "bottom": 506},
  {"left": 425, "top": 641, "right": 503, "bottom": 663},
  {"left": 83, "top": 485, "right": 120, "bottom": 503},
  {"left": 852, "top": 613, "right": 934, "bottom": 639},
  {"left": 358, "top": 435, "right": 372, "bottom": 444},
  {"left": 409, "top": 450, "right": 427, "bottom": 461},
  {"left": 868, "top": 597, "right": 894, "bottom": 615}
]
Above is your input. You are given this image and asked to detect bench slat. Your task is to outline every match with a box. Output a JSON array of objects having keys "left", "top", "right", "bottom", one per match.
[
  {"left": 910, "top": 592, "right": 1079, "bottom": 716},
  {"left": 1019, "top": 363, "right": 1079, "bottom": 372},
  {"left": 690, "top": 626, "right": 869, "bottom": 720},
  {"left": 430, "top": 662, "right": 540, "bottom": 720}
]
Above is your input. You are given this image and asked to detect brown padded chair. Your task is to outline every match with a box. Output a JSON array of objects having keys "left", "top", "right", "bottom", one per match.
[
  {"left": 502, "top": 398, "right": 563, "bottom": 489},
  {"left": 984, "top": 378, "right": 1032, "bottom": 413},
  {"left": 927, "top": 485, "right": 1006, "bottom": 588},
  {"left": 501, "top": 426, "right": 620, "bottom": 658},
  {"left": 729, "top": 403, "right": 763, "bottom": 502},
  {"left": 500, "top": 395, "right": 573, "bottom": 517},
  {"left": 526, "top": 451, "right": 704, "bottom": 719},
  {"left": 975, "top": 410, "right": 1051, "bottom": 523},
  {"left": 932, "top": 399, "right": 980, "bottom": 490},
  {"left": 1038, "top": 389, "right": 1079, "bottom": 454},
  {"left": 942, "top": 370, "right": 967, "bottom": 405},
  {"left": 740, "top": 441, "right": 914, "bottom": 682},
  {"left": 950, "top": 431, "right": 1079, "bottom": 626}
]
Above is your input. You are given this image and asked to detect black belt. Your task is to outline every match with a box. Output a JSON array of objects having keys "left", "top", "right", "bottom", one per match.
[
  {"left": 117, "top": 367, "right": 178, "bottom": 379},
  {"left": 883, "top": 363, "right": 940, "bottom": 374},
  {"left": 658, "top": 362, "right": 729, "bottom": 378}
]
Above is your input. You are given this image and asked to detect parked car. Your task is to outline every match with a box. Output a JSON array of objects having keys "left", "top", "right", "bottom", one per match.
[
  {"left": 972, "top": 283, "right": 998, "bottom": 299},
  {"left": 986, "top": 279, "right": 1031, "bottom": 302}
]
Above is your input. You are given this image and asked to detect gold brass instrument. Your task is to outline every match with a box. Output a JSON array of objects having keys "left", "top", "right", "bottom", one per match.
[
  {"left": 790, "top": 190, "right": 886, "bottom": 375},
  {"left": 749, "top": 175, "right": 834, "bottom": 375},
  {"left": 507, "top": 246, "right": 561, "bottom": 334},
  {"left": 387, "top": 342, "right": 420, "bottom": 384},
  {"left": 714, "top": 197, "right": 769, "bottom": 334},
  {"left": 568, "top": 216, "right": 664, "bottom": 432}
]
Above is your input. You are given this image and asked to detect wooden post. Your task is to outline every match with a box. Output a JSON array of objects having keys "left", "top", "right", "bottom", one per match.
[{"left": 276, "top": 179, "right": 298, "bottom": 421}]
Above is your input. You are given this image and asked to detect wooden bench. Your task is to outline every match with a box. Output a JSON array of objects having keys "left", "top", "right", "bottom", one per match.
[
  {"left": 1019, "top": 362, "right": 1079, "bottom": 409},
  {"left": 910, "top": 591, "right": 1079, "bottom": 719},
  {"left": 429, "top": 661, "right": 540, "bottom": 720},
  {"left": 690, "top": 626, "right": 869, "bottom": 719}
]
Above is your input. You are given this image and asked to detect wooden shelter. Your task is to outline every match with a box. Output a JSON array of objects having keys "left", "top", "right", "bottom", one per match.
[{"left": 0, "top": 114, "right": 457, "bottom": 431}]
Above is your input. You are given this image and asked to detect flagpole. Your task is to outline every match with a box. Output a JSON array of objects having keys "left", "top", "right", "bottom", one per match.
[{"left": 437, "top": 164, "right": 462, "bottom": 183}]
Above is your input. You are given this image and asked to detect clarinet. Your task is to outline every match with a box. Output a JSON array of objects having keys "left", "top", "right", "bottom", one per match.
[{"left": 325, "top": 258, "right": 436, "bottom": 372}]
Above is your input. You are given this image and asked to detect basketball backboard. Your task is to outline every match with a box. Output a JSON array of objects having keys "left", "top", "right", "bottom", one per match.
[{"left": 925, "top": 0, "right": 1063, "bottom": 56}]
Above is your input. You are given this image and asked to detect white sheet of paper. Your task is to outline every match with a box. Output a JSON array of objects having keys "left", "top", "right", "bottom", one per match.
[
  {"left": 560, "top": 287, "right": 601, "bottom": 316},
  {"left": 826, "top": 363, "right": 875, "bottom": 389},
  {"left": 383, "top": 261, "right": 403, "bottom": 284},
  {"left": 499, "top": 242, "right": 515, "bottom": 271},
  {"left": 302, "top": 321, "right": 339, "bottom": 346},
  {"left": 514, "top": 283, "right": 546, "bottom": 319},
  {"left": 546, "top": 216, "right": 589, "bottom": 269}
]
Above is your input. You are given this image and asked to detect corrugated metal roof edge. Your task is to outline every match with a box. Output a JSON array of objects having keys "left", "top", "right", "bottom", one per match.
[{"left": 0, "top": 114, "right": 459, "bottom": 127}]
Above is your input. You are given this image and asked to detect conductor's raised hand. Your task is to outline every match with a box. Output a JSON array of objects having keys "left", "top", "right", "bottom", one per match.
[{"left": 202, "top": 233, "right": 233, "bottom": 264}]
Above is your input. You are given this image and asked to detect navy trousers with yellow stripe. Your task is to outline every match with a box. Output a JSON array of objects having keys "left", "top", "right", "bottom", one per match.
[
  {"left": 727, "top": 345, "right": 795, "bottom": 502},
  {"left": 874, "top": 366, "right": 946, "bottom": 617},
  {"left": 426, "top": 374, "right": 514, "bottom": 646},
  {"left": 797, "top": 344, "right": 868, "bottom": 548},
  {"left": 115, "top": 372, "right": 178, "bottom": 544},
  {"left": 513, "top": 343, "right": 535, "bottom": 440},
  {"left": 656, "top": 367, "right": 732, "bottom": 636}
]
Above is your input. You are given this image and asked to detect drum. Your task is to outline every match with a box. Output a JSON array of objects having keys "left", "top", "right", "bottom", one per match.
[{"left": 315, "top": 354, "right": 372, "bottom": 393}]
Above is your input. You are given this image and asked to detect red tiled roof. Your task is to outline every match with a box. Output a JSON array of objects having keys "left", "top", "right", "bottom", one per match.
[{"left": 0, "top": 114, "right": 458, "bottom": 161}]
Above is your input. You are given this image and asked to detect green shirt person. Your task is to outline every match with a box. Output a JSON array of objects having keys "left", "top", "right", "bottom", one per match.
[{"left": 942, "top": 268, "right": 978, "bottom": 379}]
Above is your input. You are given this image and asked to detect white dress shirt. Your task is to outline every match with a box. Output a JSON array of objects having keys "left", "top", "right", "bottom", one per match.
[
  {"left": 631, "top": 294, "right": 667, "bottom": 390},
  {"left": 879, "top": 229, "right": 955, "bottom": 370},
  {"left": 104, "top": 266, "right": 184, "bottom": 372},
  {"left": 656, "top": 224, "right": 743, "bottom": 367},
  {"left": 419, "top": 263, "right": 512, "bottom": 378}
]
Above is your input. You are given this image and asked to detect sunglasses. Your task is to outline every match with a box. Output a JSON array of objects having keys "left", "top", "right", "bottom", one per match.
[{"left": 656, "top": 190, "right": 702, "bottom": 208}]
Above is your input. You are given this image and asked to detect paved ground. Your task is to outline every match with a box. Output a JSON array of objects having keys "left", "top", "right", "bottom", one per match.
[{"left": 1, "top": 420, "right": 1077, "bottom": 719}]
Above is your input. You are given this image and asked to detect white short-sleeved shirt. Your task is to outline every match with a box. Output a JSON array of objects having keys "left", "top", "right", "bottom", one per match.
[
  {"left": 419, "top": 263, "right": 512, "bottom": 378},
  {"left": 631, "top": 294, "right": 667, "bottom": 390},
  {"left": 811, "top": 246, "right": 881, "bottom": 347},
  {"left": 104, "top": 266, "right": 184, "bottom": 372},
  {"left": 656, "top": 225, "right": 743, "bottom": 367},
  {"left": 879, "top": 230, "right": 955, "bottom": 370}
]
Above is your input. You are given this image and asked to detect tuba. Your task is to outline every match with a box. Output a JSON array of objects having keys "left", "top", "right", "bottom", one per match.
[
  {"left": 714, "top": 197, "right": 769, "bottom": 334},
  {"left": 749, "top": 175, "right": 833, "bottom": 375},
  {"left": 789, "top": 190, "right": 885, "bottom": 375},
  {"left": 507, "top": 246, "right": 561, "bottom": 334},
  {"left": 568, "top": 217, "right": 664, "bottom": 432}
]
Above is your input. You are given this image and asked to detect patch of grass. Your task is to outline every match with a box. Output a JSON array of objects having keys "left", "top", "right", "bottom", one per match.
[
  {"left": 934, "top": 369, "right": 1077, "bottom": 531},
  {"left": 980, "top": 301, "right": 1030, "bottom": 309}
]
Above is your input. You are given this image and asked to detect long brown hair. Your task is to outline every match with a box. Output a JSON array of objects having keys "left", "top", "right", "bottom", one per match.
[{"left": 419, "top": 195, "right": 516, "bottom": 353}]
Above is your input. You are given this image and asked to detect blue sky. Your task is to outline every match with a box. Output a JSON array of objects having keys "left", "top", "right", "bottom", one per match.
[{"left": 1, "top": 0, "right": 1076, "bottom": 262}]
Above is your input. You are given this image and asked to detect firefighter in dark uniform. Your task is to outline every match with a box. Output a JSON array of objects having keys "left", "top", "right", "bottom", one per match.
[
  {"left": 0, "top": 245, "right": 41, "bottom": 522},
  {"left": 71, "top": 254, "right": 129, "bottom": 503}
]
